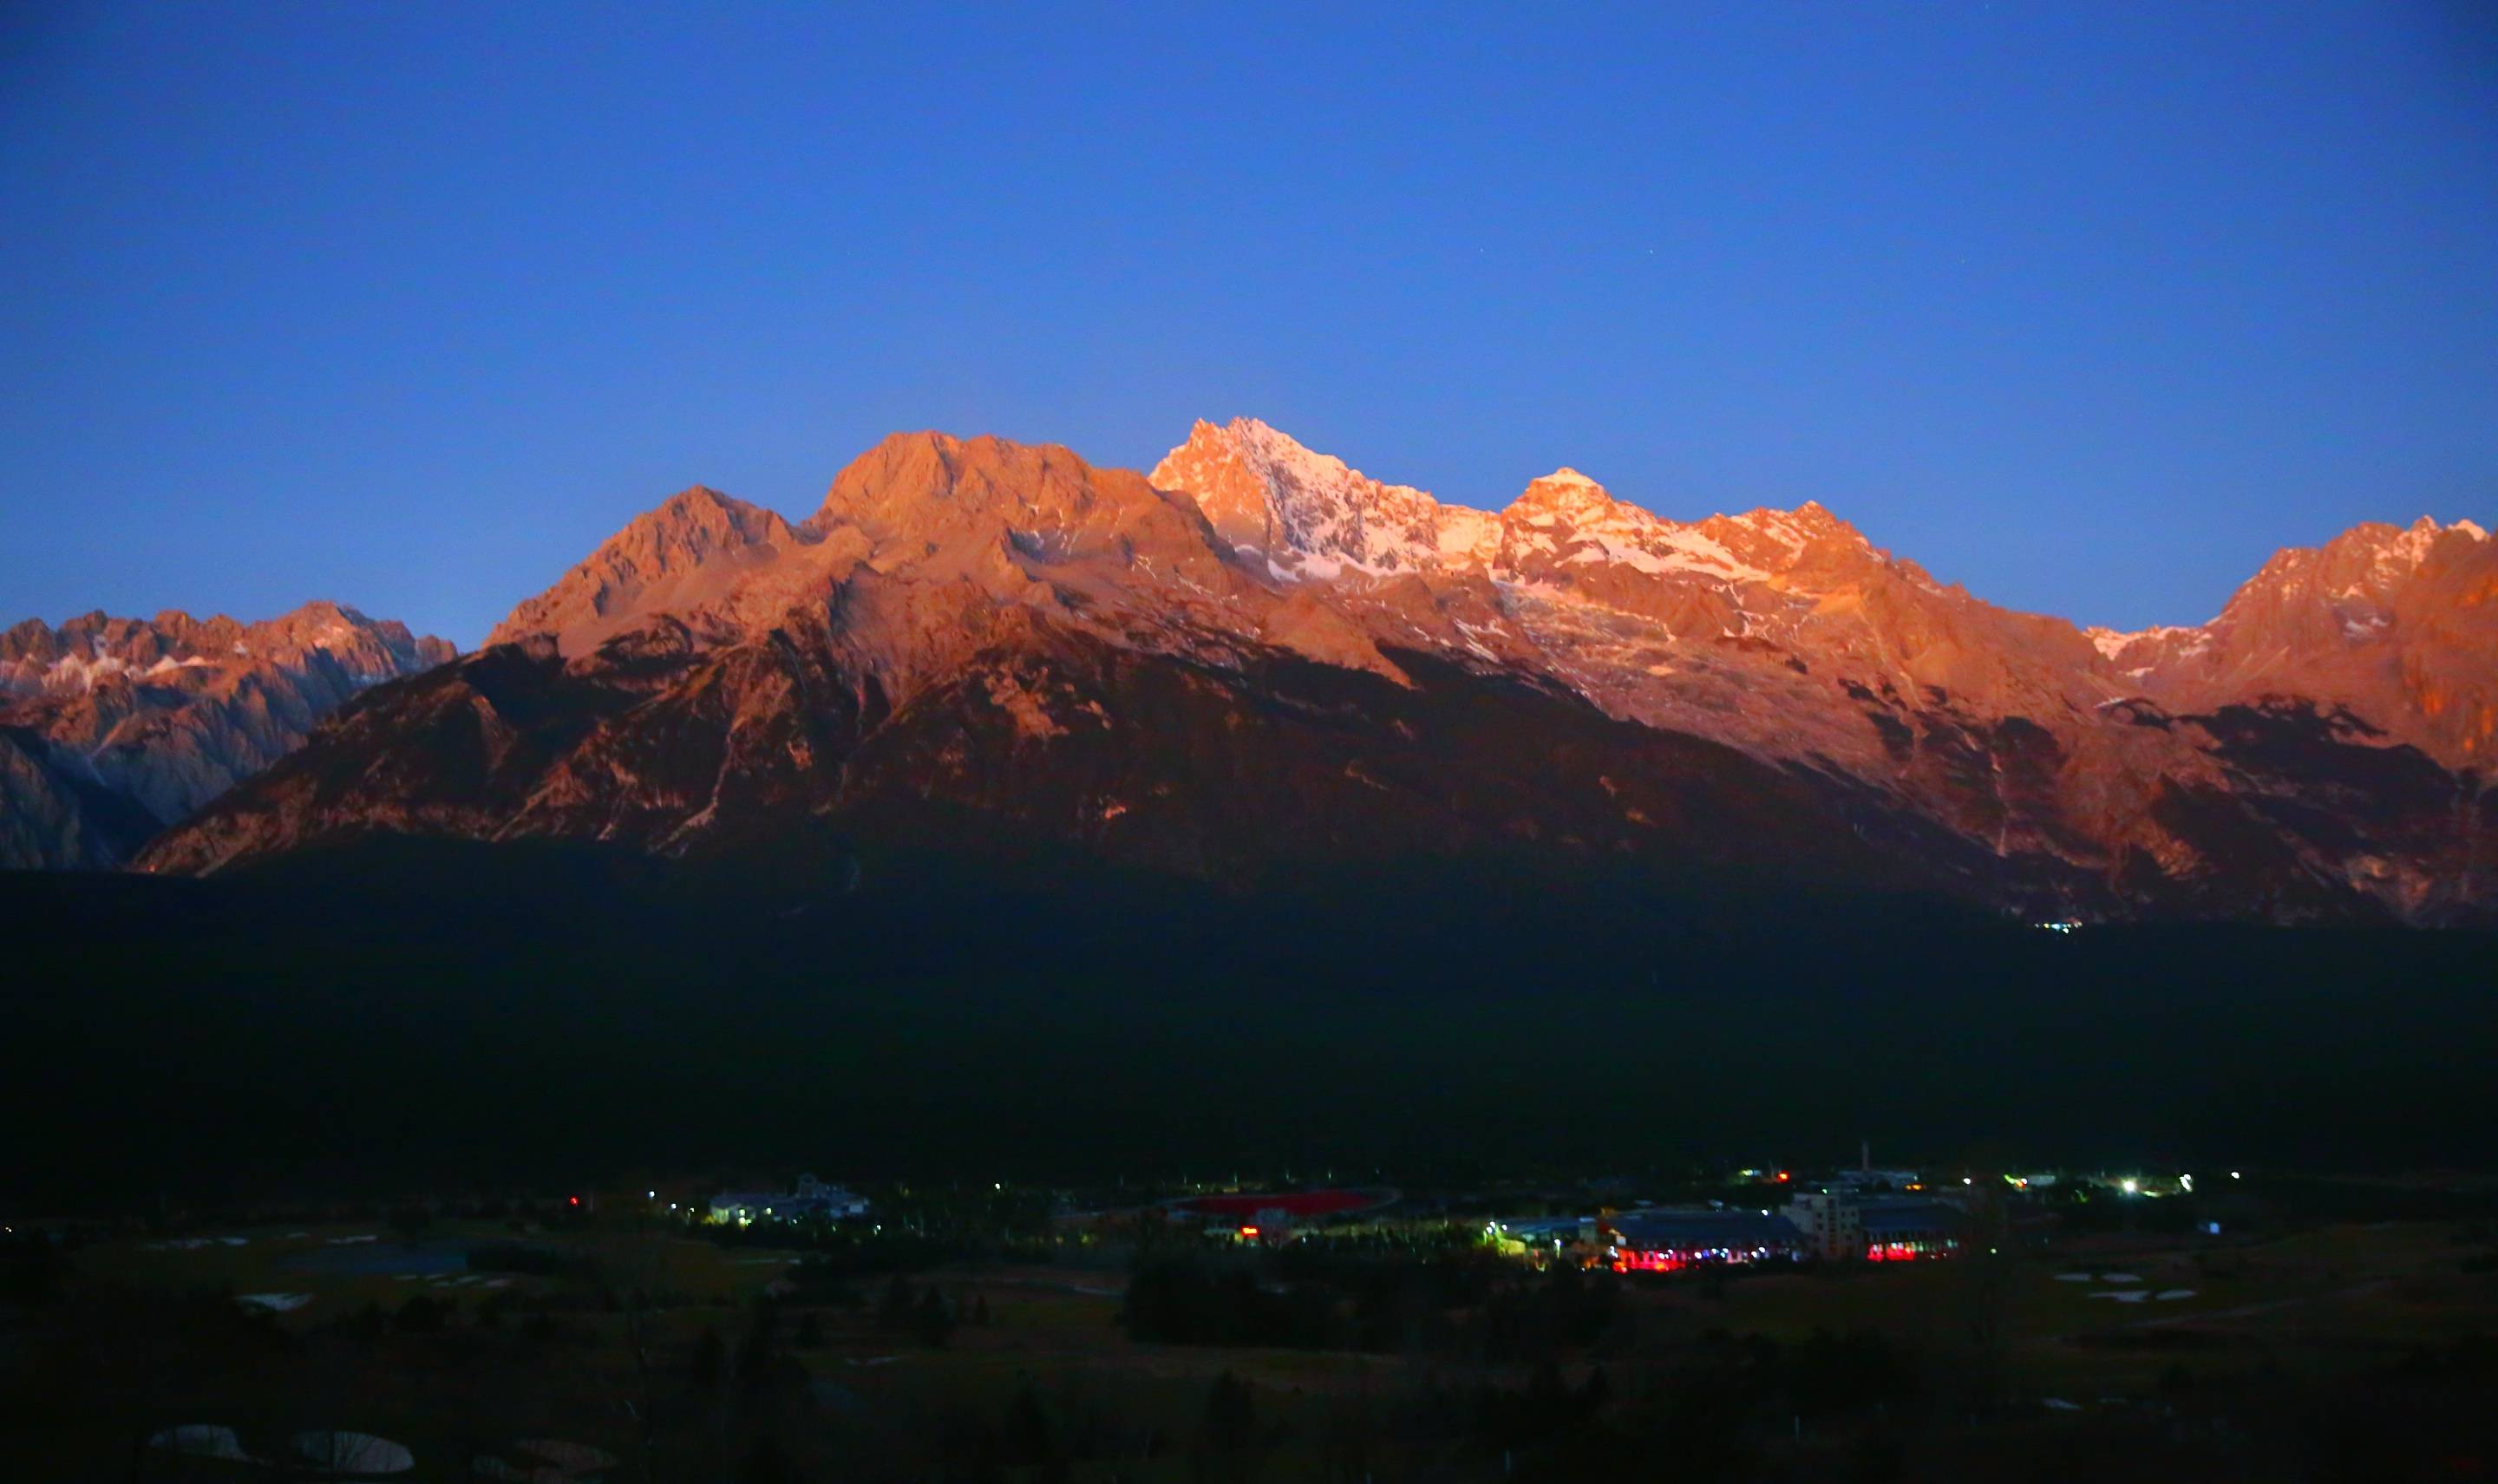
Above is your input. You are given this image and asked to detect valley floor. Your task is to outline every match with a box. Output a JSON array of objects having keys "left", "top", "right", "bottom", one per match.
[{"left": 10, "top": 1203, "right": 2498, "bottom": 1481}]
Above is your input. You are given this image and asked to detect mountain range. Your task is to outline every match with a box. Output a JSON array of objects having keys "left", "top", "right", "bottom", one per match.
[
  {"left": 19, "top": 419, "right": 2490, "bottom": 924},
  {"left": 1, "top": 604, "right": 454, "bottom": 869}
]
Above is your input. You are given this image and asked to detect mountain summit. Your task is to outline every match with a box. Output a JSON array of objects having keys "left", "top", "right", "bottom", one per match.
[{"left": 134, "top": 422, "right": 2496, "bottom": 924}]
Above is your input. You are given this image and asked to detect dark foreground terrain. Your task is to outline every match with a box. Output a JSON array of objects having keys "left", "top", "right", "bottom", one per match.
[
  {"left": 9, "top": 1182, "right": 2498, "bottom": 1481},
  {"left": 5, "top": 839, "right": 2495, "bottom": 1210},
  {"left": 7, "top": 840, "right": 2498, "bottom": 1481}
]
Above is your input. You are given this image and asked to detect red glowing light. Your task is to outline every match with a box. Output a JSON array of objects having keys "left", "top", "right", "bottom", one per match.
[
  {"left": 569, "top": 1196, "right": 580, "bottom": 1206},
  {"left": 1775, "top": 1171, "right": 1790, "bottom": 1182},
  {"left": 1239, "top": 1226, "right": 1259, "bottom": 1239}
]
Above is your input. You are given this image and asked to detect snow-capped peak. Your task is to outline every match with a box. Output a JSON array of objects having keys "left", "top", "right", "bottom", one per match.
[
  {"left": 2382, "top": 514, "right": 2484, "bottom": 565},
  {"left": 1512, "top": 467, "right": 1624, "bottom": 521},
  {"left": 1203, "top": 418, "right": 1371, "bottom": 492},
  {"left": 2219, "top": 513, "right": 2498, "bottom": 613},
  {"left": 2398, "top": 514, "right": 2487, "bottom": 550},
  {"left": 1150, "top": 421, "right": 1924, "bottom": 601},
  {"left": 1149, "top": 417, "right": 1450, "bottom": 579}
]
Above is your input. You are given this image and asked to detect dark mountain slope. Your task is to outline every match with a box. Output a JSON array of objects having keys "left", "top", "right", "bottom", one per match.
[
  {"left": 138, "top": 609, "right": 1965, "bottom": 899},
  {"left": 4, "top": 844, "right": 2494, "bottom": 1212}
]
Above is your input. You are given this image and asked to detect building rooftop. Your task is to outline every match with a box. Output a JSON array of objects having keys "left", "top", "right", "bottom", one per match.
[
  {"left": 1856, "top": 1200, "right": 1961, "bottom": 1236},
  {"left": 1609, "top": 1208, "right": 1802, "bottom": 1250}
]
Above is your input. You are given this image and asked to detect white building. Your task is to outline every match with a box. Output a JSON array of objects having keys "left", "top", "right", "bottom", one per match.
[{"left": 1786, "top": 1191, "right": 1865, "bottom": 1261}]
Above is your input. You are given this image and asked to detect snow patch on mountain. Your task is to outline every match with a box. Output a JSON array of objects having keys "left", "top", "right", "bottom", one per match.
[{"left": 2085, "top": 624, "right": 2207, "bottom": 663}]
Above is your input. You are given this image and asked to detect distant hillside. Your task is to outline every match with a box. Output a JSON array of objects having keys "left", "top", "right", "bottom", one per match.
[{"left": 6, "top": 840, "right": 2494, "bottom": 1211}]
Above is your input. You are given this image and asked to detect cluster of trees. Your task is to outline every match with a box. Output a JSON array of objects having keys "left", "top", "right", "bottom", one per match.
[
  {"left": 893, "top": 1367, "right": 1277, "bottom": 1482},
  {"left": 871, "top": 1276, "right": 988, "bottom": 1348},
  {"left": 0, "top": 1228, "right": 68, "bottom": 1308},
  {"left": 1374, "top": 1328, "right": 1921, "bottom": 1480},
  {"left": 318, "top": 1291, "right": 481, "bottom": 1340},
  {"left": 906, "top": 1325, "right": 1923, "bottom": 1483},
  {"left": 1121, "top": 1246, "right": 1625, "bottom": 1361},
  {"left": 689, "top": 1303, "right": 811, "bottom": 1401},
  {"left": 1120, "top": 1252, "right": 1349, "bottom": 1349},
  {"left": 720, "top": 1226, "right": 966, "bottom": 1278}
]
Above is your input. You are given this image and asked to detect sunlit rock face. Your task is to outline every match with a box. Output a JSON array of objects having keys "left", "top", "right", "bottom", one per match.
[
  {"left": 2087, "top": 516, "right": 2498, "bottom": 768},
  {"left": 139, "top": 422, "right": 2495, "bottom": 925},
  {"left": 0, "top": 604, "right": 455, "bottom": 868}
]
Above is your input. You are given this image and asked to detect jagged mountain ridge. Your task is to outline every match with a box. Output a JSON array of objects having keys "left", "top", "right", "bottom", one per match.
[
  {"left": 139, "top": 422, "right": 2495, "bottom": 923},
  {"left": 1149, "top": 420, "right": 2496, "bottom": 915},
  {"left": 0, "top": 603, "right": 455, "bottom": 868}
]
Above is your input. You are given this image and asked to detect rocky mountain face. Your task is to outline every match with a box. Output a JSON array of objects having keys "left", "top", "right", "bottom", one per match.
[
  {"left": 0, "top": 604, "right": 455, "bottom": 868},
  {"left": 138, "top": 422, "right": 2495, "bottom": 923},
  {"left": 2086, "top": 516, "right": 2498, "bottom": 767}
]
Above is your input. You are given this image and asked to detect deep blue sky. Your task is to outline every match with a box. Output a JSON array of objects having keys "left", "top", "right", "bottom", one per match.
[{"left": 5, "top": 3, "right": 2493, "bottom": 647}]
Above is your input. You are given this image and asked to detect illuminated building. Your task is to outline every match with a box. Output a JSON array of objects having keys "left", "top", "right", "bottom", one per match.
[
  {"left": 1855, "top": 1199, "right": 1962, "bottom": 1260},
  {"left": 1788, "top": 1191, "right": 1963, "bottom": 1261},
  {"left": 1602, "top": 1208, "right": 1804, "bottom": 1273},
  {"left": 707, "top": 1173, "right": 869, "bottom": 1226}
]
